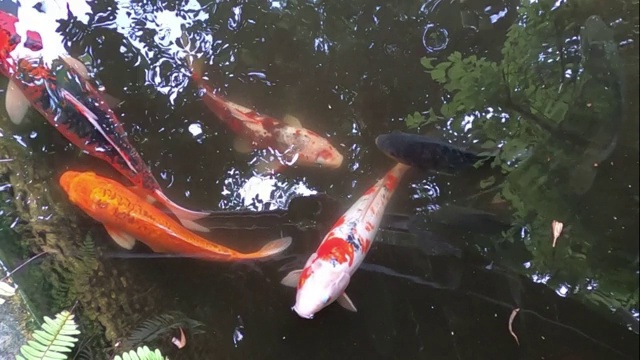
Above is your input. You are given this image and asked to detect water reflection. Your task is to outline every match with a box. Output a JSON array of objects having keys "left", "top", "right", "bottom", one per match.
[
  {"left": 95, "top": 0, "right": 213, "bottom": 103},
  {"left": 11, "top": 0, "right": 91, "bottom": 63},
  {"left": 219, "top": 167, "right": 316, "bottom": 211}
]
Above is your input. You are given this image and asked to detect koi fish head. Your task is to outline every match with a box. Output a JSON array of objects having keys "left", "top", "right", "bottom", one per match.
[
  {"left": 59, "top": 171, "right": 85, "bottom": 199},
  {"left": 283, "top": 128, "right": 344, "bottom": 169},
  {"left": 59, "top": 171, "right": 115, "bottom": 221},
  {"left": 293, "top": 257, "right": 351, "bottom": 319}
]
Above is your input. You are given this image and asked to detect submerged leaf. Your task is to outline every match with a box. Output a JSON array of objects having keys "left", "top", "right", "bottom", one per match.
[
  {"left": 508, "top": 308, "right": 521, "bottom": 345},
  {"left": 120, "top": 311, "right": 205, "bottom": 351},
  {"left": 552, "top": 220, "right": 564, "bottom": 247},
  {"left": 480, "top": 176, "right": 496, "bottom": 189},
  {"left": 420, "top": 57, "right": 435, "bottom": 70},
  {"left": 171, "top": 327, "right": 187, "bottom": 349},
  {"left": 405, "top": 111, "right": 426, "bottom": 129}
]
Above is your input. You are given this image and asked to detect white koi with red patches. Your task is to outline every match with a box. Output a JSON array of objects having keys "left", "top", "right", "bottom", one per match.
[
  {"left": 281, "top": 163, "right": 410, "bottom": 319},
  {"left": 194, "top": 75, "right": 344, "bottom": 169}
]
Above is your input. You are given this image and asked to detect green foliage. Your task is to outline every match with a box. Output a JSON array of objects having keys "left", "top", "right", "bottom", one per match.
[
  {"left": 113, "top": 346, "right": 166, "bottom": 360},
  {"left": 17, "top": 310, "right": 80, "bottom": 360},
  {"left": 405, "top": 112, "right": 425, "bottom": 129},
  {"left": 15, "top": 309, "right": 170, "bottom": 360},
  {"left": 119, "top": 311, "right": 205, "bottom": 352},
  {"left": 51, "top": 234, "right": 98, "bottom": 308},
  {"left": 402, "top": 0, "right": 638, "bottom": 324}
]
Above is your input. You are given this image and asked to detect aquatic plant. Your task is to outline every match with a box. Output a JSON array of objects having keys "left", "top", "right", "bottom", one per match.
[
  {"left": 14, "top": 308, "right": 170, "bottom": 360},
  {"left": 402, "top": 0, "right": 638, "bottom": 328},
  {"left": 51, "top": 234, "right": 98, "bottom": 309},
  {"left": 117, "top": 311, "right": 205, "bottom": 352},
  {"left": 113, "top": 346, "right": 167, "bottom": 360},
  {"left": 16, "top": 309, "right": 80, "bottom": 360}
]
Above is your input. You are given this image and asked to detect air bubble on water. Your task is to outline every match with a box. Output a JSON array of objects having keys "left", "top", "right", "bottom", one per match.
[{"left": 422, "top": 23, "right": 449, "bottom": 53}]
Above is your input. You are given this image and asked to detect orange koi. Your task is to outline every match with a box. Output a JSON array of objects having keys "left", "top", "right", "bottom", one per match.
[{"left": 59, "top": 171, "right": 292, "bottom": 261}]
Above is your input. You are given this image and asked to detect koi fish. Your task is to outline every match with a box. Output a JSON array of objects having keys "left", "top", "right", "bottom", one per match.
[
  {"left": 280, "top": 162, "right": 410, "bottom": 319},
  {"left": 375, "top": 131, "right": 494, "bottom": 174},
  {"left": 188, "top": 60, "right": 343, "bottom": 171},
  {"left": 0, "top": 9, "right": 212, "bottom": 232},
  {"left": 59, "top": 171, "right": 292, "bottom": 261}
]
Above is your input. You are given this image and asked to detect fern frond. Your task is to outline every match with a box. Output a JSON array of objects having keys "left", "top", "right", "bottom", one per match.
[
  {"left": 120, "top": 311, "right": 204, "bottom": 350},
  {"left": 17, "top": 310, "right": 81, "bottom": 360},
  {"left": 79, "top": 234, "right": 97, "bottom": 263},
  {"left": 113, "top": 346, "right": 166, "bottom": 360}
]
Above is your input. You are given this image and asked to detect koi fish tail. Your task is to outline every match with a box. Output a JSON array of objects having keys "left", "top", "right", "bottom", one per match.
[
  {"left": 186, "top": 55, "right": 206, "bottom": 81},
  {"left": 152, "top": 190, "right": 212, "bottom": 233},
  {"left": 239, "top": 236, "right": 293, "bottom": 260},
  {"left": 390, "top": 162, "right": 411, "bottom": 179}
]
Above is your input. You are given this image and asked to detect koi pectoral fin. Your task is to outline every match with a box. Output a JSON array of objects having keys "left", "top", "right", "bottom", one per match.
[
  {"left": 280, "top": 269, "right": 303, "bottom": 287},
  {"left": 103, "top": 225, "right": 136, "bottom": 250},
  {"left": 233, "top": 137, "right": 253, "bottom": 154},
  {"left": 6, "top": 80, "right": 30, "bottom": 125},
  {"left": 337, "top": 292, "right": 357, "bottom": 312},
  {"left": 255, "top": 236, "right": 293, "bottom": 258},
  {"left": 254, "top": 159, "right": 286, "bottom": 175},
  {"left": 101, "top": 92, "right": 124, "bottom": 109},
  {"left": 128, "top": 186, "right": 157, "bottom": 204},
  {"left": 152, "top": 190, "right": 212, "bottom": 233}
]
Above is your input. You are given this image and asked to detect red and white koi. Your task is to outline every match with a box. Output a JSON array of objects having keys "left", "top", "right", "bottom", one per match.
[
  {"left": 0, "top": 5, "right": 212, "bottom": 232},
  {"left": 188, "top": 60, "right": 344, "bottom": 171},
  {"left": 280, "top": 162, "right": 410, "bottom": 319}
]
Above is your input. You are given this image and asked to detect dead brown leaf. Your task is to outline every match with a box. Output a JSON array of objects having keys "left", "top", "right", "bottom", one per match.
[
  {"left": 172, "top": 327, "right": 187, "bottom": 349},
  {"left": 509, "top": 308, "right": 520, "bottom": 346},
  {"left": 552, "top": 220, "right": 564, "bottom": 247}
]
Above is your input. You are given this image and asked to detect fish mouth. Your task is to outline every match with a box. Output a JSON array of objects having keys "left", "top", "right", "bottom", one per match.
[
  {"left": 374, "top": 135, "right": 384, "bottom": 147},
  {"left": 59, "top": 171, "right": 83, "bottom": 193},
  {"left": 291, "top": 306, "right": 314, "bottom": 319}
]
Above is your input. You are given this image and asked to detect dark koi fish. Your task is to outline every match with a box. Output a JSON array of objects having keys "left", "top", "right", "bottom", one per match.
[
  {"left": 375, "top": 131, "right": 494, "bottom": 174},
  {"left": 0, "top": 10, "right": 211, "bottom": 232}
]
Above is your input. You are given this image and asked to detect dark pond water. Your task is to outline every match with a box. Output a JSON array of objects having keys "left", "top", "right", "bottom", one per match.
[{"left": 0, "top": 0, "right": 638, "bottom": 359}]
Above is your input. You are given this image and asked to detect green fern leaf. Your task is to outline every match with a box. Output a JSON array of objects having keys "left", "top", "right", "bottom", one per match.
[
  {"left": 121, "top": 311, "right": 204, "bottom": 350},
  {"left": 16, "top": 310, "right": 80, "bottom": 360},
  {"left": 114, "top": 346, "right": 166, "bottom": 360}
]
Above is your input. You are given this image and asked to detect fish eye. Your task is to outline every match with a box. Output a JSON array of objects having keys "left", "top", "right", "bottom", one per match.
[{"left": 322, "top": 295, "right": 331, "bottom": 304}]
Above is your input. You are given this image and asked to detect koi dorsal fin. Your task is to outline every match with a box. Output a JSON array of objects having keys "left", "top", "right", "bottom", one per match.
[
  {"left": 281, "top": 269, "right": 303, "bottom": 287},
  {"left": 283, "top": 114, "right": 302, "bottom": 128}
]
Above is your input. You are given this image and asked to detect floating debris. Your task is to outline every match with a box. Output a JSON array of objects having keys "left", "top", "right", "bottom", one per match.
[
  {"left": 508, "top": 308, "right": 520, "bottom": 345},
  {"left": 171, "top": 327, "right": 187, "bottom": 349},
  {"left": 552, "top": 220, "right": 564, "bottom": 247},
  {"left": 0, "top": 281, "right": 17, "bottom": 304}
]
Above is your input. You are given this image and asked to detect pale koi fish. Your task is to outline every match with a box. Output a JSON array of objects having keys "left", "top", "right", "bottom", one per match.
[
  {"left": 281, "top": 162, "right": 410, "bottom": 319},
  {"left": 187, "top": 58, "right": 344, "bottom": 172}
]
